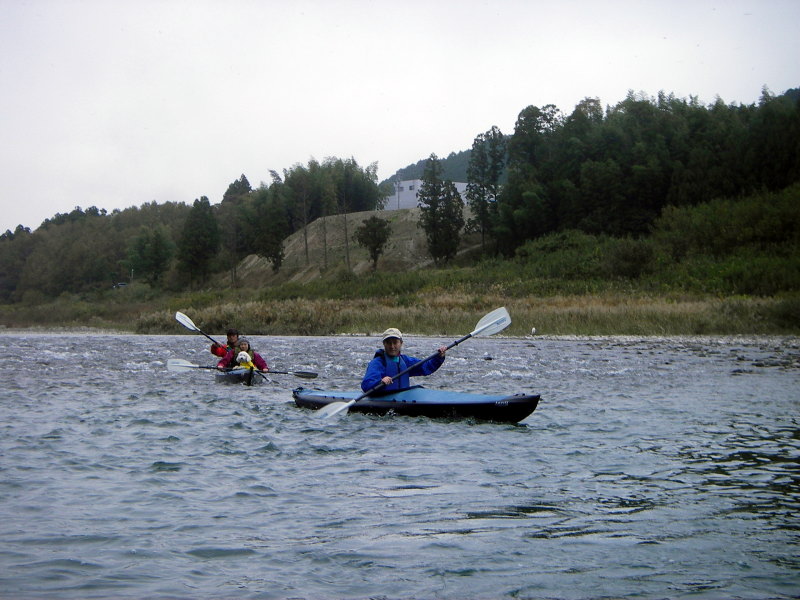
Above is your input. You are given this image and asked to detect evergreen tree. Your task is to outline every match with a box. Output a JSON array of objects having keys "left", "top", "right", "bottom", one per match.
[
  {"left": 250, "top": 186, "right": 290, "bottom": 272},
  {"left": 466, "top": 126, "right": 506, "bottom": 249},
  {"left": 217, "top": 174, "right": 255, "bottom": 284},
  {"left": 494, "top": 104, "right": 561, "bottom": 254},
  {"left": 177, "top": 197, "right": 220, "bottom": 286},
  {"left": 216, "top": 200, "right": 251, "bottom": 285},
  {"left": 418, "top": 154, "right": 465, "bottom": 265},
  {"left": 318, "top": 168, "right": 337, "bottom": 270},
  {"left": 222, "top": 174, "right": 252, "bottom": 204},
  {"left": 127, "top": 225, "right": 175, "bottom": 286},
  {"left": 0, "top": 225, "right": 36, "bottom": 302},
  {"left": 283, "top": 163, "right": 315, "bottom": 265}
]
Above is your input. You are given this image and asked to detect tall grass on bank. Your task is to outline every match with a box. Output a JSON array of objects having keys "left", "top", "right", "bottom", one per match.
[
  {"left": 3, "top": 276, "right": 798, "bottom": 337},
  {"left": 130, "top": 293, "right": 800, "bottom": 337},
  {"left": 136, "top": 298, "right": 501, "bottom": 337},
  {"left": 3, "top": 289, "right": 797, "bottom": 337},
  {"left": 508, "top": 295, "right": 800, "bottom": 336},
  {"left": 0, "top": 291, "right": 152, "bottom": 331}
]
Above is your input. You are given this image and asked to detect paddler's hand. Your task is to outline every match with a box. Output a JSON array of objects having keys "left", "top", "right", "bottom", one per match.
[
  {"left": 381, "top": 376, "right": 393, "bottom": 385},
  {"left": 437, "top": 346, "right": 447, "bottom": 357}
]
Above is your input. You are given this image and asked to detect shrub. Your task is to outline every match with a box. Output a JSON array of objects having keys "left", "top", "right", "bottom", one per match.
[
  {"left": 514, "top": 230, "right": 609, "bottom": 279},
  {"left": 720, "top": 254, "right": 800, "bottom": 295},
  {"left": 604, "top": 238, "right": 656, "bottom": 279},
  {"left": 764, "top": 295, "right": 800, "bottom": 331},
  {"left": 652, "top": 183, "right": 800, "bottom": 259}
]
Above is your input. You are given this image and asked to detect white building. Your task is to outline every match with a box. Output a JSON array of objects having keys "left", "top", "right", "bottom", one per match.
[{"left": 384, "top": 179, "right": 468, "bottom": 211}]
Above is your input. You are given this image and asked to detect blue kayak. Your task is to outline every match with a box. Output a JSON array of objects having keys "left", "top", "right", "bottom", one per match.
[{"left": 292, "top": 385, "right": 539, "bottom": 423}]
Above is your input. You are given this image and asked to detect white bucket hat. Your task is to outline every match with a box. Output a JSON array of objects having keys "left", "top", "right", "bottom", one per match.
[{"left": 381, "top": 328, "right": 403, "bottom": 341}]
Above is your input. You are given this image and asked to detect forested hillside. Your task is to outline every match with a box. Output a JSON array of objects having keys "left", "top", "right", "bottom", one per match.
[
  {"left": 1, "top": 87, "right": 798, "bottom": 307},
  {"left": 467, "top": 87, "right": 800, "bottom": 255},
  {"left": 389, "top": 149, "right": 472, "bottom": 183}
]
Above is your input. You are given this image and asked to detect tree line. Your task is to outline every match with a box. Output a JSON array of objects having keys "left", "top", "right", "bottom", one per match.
[
  {"left": 0, "top": 157, "right": 384, "bottom": 302},
  {"left": 1, "top": 86, "right": 798, "bottom": 303},
  {"left": 465, "top": 87, "right": 800, "bottom": 256},
  {"left": 372, "top": 86, "right": 800, "bottom": 269}
]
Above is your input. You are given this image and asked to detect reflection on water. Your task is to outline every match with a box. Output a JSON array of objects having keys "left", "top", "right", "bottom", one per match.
[{"left": 0, "top": 332, "right": 798, "bottom": 599}]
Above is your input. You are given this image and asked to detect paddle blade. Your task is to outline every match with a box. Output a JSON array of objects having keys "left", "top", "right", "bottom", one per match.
[
  {"left": 175, "top": 311, "right": 199, "bottom": 332},
  {"left": 471, "top": 307, "right": 511, "bottom": 337},
  {"left": 292, "top": 371, "right": 318, "bottom": 380},
  {"left": 313, "top": 400, "right": 355, "bottom": 419},
  {"left": 167, "top": 358, "right": 199, "bottom": 372},
  {"left": 265, "top": 369, "right": 318, "bottom": 379}
]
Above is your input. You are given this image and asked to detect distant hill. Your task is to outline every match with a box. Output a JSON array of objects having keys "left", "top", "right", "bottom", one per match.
[
  {"left": 384, "top": 144, "right": 509, "bottom": 186},
  {"left": 384, "top": 149, "right": 471, "bottom": 184},
  {"left": 234, "top": 207, "right": 480, "bottom": 287}
]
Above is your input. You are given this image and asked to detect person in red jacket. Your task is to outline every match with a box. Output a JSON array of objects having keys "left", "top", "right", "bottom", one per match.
[
  {"left": 211, "top": 328, "right": 239, "bottom": 358},
  {"left": 217, "top": 337, "right": 269, "bottom": 371}
]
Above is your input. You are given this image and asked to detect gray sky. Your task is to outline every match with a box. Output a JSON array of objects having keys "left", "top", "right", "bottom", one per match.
[{"left": 1, "top": 0, "right": 798, "bottom": 233}]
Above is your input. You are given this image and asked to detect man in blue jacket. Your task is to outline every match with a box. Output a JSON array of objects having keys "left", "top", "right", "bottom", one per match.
[{"left": 361, "top": 328, "right": 447, "bottom": 392}]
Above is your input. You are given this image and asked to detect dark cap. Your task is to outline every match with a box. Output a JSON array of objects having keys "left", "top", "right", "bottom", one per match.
[{"left": 226, "top": 328, "right": 239, "bottom": 336}]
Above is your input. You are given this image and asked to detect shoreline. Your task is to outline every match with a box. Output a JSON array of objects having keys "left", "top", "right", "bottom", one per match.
[
  {"left": 2, "top": 326, "right": 798, "bottom": 347},
  {"left": 2, "top": 293, "right": 798, "bottom": 338}
]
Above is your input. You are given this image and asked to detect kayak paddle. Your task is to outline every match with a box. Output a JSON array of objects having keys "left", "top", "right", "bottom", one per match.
[
  {"left": 175, "top": 311, "right": 221, "bottom": 345},
  {"left": 313, "top": 306, "right": 512, "bottom": 420},
  {"left": 167, "top": 358, "right": 318, "bottom": 379}
]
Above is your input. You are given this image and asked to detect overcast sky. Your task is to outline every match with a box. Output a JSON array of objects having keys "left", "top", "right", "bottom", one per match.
[{"left": 1, "top": 0, "right": 798, "bottom": 233}]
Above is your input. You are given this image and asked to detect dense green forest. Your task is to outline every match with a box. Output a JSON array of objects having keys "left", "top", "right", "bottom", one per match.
[
  {"left": 1, "top": 87, "right": 799, "bottom": 314},
  {"left": 0, "top": 157, "right": 384, "bottom": 302}
]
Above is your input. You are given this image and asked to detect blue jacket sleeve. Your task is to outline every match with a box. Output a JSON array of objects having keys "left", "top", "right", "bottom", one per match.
[
  {"left": 406, "top": 353, "right": 445, "bottom": 377},
  {"left": 361, "top": 356, "right": 386, "bottom": 392}
]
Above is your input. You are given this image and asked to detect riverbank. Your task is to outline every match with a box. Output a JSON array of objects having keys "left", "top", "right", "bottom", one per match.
[
  {"left": 2, "top": 292, "right": 798, "bottom": 337},
  {"left": 137, "top": 294, "right": 800, "bottom": 337}
]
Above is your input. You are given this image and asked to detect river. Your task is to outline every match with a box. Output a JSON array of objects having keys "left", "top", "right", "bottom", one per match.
[{"left": 0, "top": 332, "right": 798, "bottom": 599}]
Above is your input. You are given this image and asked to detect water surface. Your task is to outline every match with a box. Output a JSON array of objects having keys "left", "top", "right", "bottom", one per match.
[{"left": 0, "top": 332, "right": 798, "bottom": 599}]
